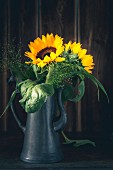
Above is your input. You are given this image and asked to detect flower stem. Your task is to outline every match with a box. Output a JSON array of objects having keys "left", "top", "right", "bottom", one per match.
[{"left": 61, "top": 131, "right": 72, "bottom": 143}]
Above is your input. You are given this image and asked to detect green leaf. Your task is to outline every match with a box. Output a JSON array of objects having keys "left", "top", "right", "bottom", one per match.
[
  {"left": 32, "top": 64, "right": 40, "bottom": 79},
  {"left": 25, "top": 87, "right": 46, "bottom": 113},
  {"left": 19, "top": 86, "right": 34, "bottom": 108},
  {"left": 62, "top": 85, "right": 75, "bottom": 102},
  {"left": 25, "top": 83, "right": 54, "bottom": 113},
  {"left": 37, "top": 83, "right": 54, "bottom": 96},
  {"left": 73, "top": 139, "right": 96, "bottom": 147},
  {"left": 68, "top": 54, "right": 78, "bottom": 62},
  {"left": 18, "top": 79, "right": 37, "bottom": 97},
  {"left": 19, "top": 82, "right": 54, "bottom": 113},
  {"left": 23, "top": 64, "right": 36, "bottom": 80},
  {"left": 69, "top": 80, "right": 85, "bottom": 102},
  {"left": 32, "top": 64, "right": 48, "bottom": 83},
  {"left": 11, "top": 63, "right": 36, "bottom": 82},
  {"left": 63, "top": 139, "right": 96, "bottom": 147},
  {"left": 80, "top": 68, "right": 109, "bottom": 102},
  {"left": 62, "top": 80, "right": 85, "bottom": 103},
  {"left": 0, "top": 90, "right": 17, "bottom": 118},
  {"left": 61, "top": 131, "right": 96, "bottom": 147}
]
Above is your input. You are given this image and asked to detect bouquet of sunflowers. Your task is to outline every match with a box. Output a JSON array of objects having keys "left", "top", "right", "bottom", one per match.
[{"left": 1, "top": 33, "right": 108, "bottom": 116}]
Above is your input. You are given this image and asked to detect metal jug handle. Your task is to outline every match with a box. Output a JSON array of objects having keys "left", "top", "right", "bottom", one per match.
[
  {"left": 10, "top": 92, "right": 26, "bottom": 133},
  {"left": 11, "top": 88, "right": 67, "bottom": 133},
  {"left": 53, "top": 88, "right": 67, "bottom": 132}
]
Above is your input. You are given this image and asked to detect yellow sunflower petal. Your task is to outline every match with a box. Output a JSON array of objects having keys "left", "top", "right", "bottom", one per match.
[
  {"left": 46, "top": 33, "right": 55, "bottom": 47},
  {"left": 84, "top": 66, "right": 94, "bottom": 74},
  {"left": 64, "top": 41, "right": 72, "bottom": 52},
  {"left": 24, "top": 52, "right": 36, "bottom": 60},
  {"left": 50, "top": 52, "right": 57, "bottom": 61},
  {"left": 49, "top": 33, "right": 55, "bottom": 45},
  {"left": 28, "top": 44, "right": 37, "bottom": 55},
  {"left": 43, "top": 55, "right": 51, "bottom": 63},
  {"left": 42, "top": 35, "right": 47, "bottom": 44},
  {"left": 36, "top": 58, "right": 42, "bottom": 63},
  {"left": 28, "top": 58, "right": 42, "bottom": 65},
  {"left": 29, "top": 42, "right": 38, "bottom": 50},
  {"left": 55, "top": 57, "right": 65, "bottom": 62},
  {"left": 82, "top": 55, "right": 94, "bottom": 66},
  {"left": 56, "top": 46, "right": 64, "bottom": 56},
  {"left": 54, "top": 35, "right": 63, "bottom": 48},
  {"left": 78, "top": 49, "right": 87, "bottom": 59},
  {"left": 37, "top": 61, "right": 47, "bottom": 68},
  {"left": 25, "top": 61, "right": 32, "bottom": 64},
  {"left": 84, "top": 68, "right": 92, "bottom": 74},
  {"left": 70, "top": 42, "right": 81, "bottom": 54},
  {"left": 34, "top": 37, "right": 46, "bottom": 50}
]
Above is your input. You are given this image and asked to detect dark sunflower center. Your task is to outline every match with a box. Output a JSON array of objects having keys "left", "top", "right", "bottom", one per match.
[{"left": 37, "top": 47, "right": 56, "bottom": 59}]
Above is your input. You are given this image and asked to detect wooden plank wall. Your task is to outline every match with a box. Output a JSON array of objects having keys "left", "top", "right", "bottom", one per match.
[
  {"left": 0, "top": 0, "right": 113, "bottom": 135},
  {"left": 0, "top": 0, "right": 37, "bottom": 131},
  {"left": 0, "top": 0, "right": 10, "bottom": 131},
  {"left": 80, "top": 0, "right": 113, "bottom": 136}
]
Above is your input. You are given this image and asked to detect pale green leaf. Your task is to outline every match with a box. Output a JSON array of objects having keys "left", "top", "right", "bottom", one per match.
[{"left": 19, "top": 82, "right": 54, "bottom": 113}]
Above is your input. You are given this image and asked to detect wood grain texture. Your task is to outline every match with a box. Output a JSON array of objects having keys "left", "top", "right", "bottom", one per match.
[
  {"left": 80, "top": 0, "right": 113, "bottom": 134},
  {"left": 0, "top": 0, "right": 113, "bottom": 134}
]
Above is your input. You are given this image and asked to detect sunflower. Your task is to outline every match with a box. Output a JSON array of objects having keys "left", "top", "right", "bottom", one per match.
[
  {"left": 64, "top": 41, "right": 94, "bottom": 74},
  {"left": 25, "top": 33, "right": 65, "bottom": 68},
  {"left": 78, "top": 49, "right": 94, "bottom": 74}
]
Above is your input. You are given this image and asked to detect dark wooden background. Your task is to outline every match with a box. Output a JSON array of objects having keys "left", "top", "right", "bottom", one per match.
[{"left": 0, "top": 0, "right": 113, "bottom": 137}]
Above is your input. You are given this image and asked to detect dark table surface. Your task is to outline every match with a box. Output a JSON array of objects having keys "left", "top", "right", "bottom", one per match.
[{"left": 1, "top": 132, "right": 113, "bottom": 170}]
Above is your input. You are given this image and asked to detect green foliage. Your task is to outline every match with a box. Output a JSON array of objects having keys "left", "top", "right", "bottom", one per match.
[
  {"left": 62, "top": 80, "right": 85, "bottom": 102},
  {"left": 45, "top": 63, "right": 79, "bottom": 88},
  {"left": 79, "top": 67, "right": 109, "bottom": 102},
  {"left": 0, "top": 41, "right": 22, "bottom": 72},
  {"left": 0, "top": 39, "right": 109, "bottom": 115},
  {"left": 16, "top": 64, "right": 108, "bottom": 114},
  {"left": 0, "top": 90, "right": 17, "bottom": 119},
  {"left": 18, "top": 80, "right": 54, "bottom": 113},
  {"left": 32, "top": 64, "right": 47, "bottom": 83}
]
